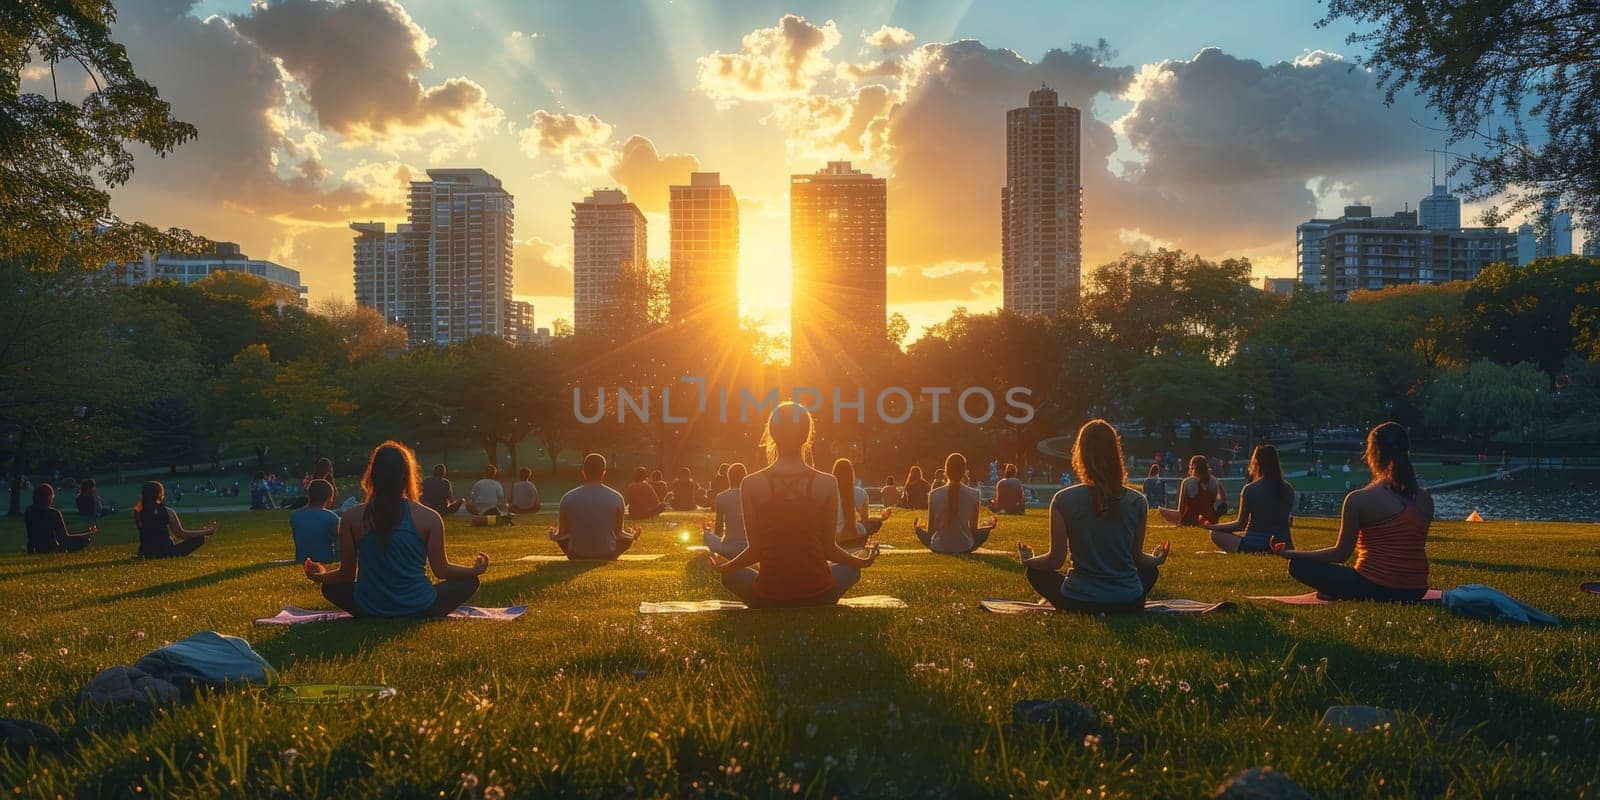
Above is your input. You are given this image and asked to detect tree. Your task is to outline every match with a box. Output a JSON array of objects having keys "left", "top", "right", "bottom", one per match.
[
  {"left": 2, "top": 0, "right": 202, "bottom": 267},
  {"left": 1125, "top": 353, "right": 1229, "bottom": 452},
  {"left": 1084, "top": 249, "right": 1269, "bottom": 366},
  {"left": 315, "top": 298, "right": 408, "bottom": 363},
  {"left": 1321, "top": 0, "right": 1600, "bottom": 230},
  {"left": 207, "top": 345, "right": 280, "bottom": 468},
  {"left": 1426, "top": 360, "right": 1548, "bottom": 447},
  {"left": 1464, "top": 256, "right": 1600, "bottom": 373}
]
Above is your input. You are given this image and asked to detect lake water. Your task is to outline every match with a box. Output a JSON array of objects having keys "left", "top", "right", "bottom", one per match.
[{"left": 1296, "top": 471, "right": 1600, "bottom": 523}]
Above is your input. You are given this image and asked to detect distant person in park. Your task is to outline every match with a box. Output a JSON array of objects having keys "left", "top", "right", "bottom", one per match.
[
  {"left": 932, "top": 468, "right": 947, "bottom": 488},
  {"left": 1017, "top": 419, "right": 1169, "bottom": 612},
  {"left": 74, "top": 478, "right": 115, "bottom": 518},
  {"left": 420, "top": 464, "right": 465, "bottom": 515},
  {"left": 987, "top": 463, "right": 1027, "bottom": 515},
  {"left": 702, "top": 462, "right": 749, "bottom": 557},
  {"left": 626, "top": 467, "right": 666, "bottom": 520},
  {"left": 1205, "top": 444, "right": 1295, "bottom": 553},
  {"left": 649, "top": 470, "right": 670, "bottom": 502},
  {"left": 1157, "top": 456, "right": 1227, "bottom": 526},
  {"left": 1274, "top": 422, "right": 1432, "bottom": 601},
  {"left": 711, "top": 403, "right": 880, "bottom": 607},
  {"left": 551, "top": 453, "right": 641, "bottom": 560},
  {"left": 879, "top": 475, "right": 902, "bottom": 509},
  {"left": 286, "top": 457, "right": 335, "bottom": 510},
  {"left": 134, "top": 481, "right": 216, "bottom": 558},
  {"left": 511, "top": 468, "right": 541, "bottom": 514},
  {"left": 306, "top": 441, "right": 487, "bottom": 617},
  {"left": 669, "top": 467, "right": 701, "bottom": 511},
  {"left": 290, "top": 478, "right": 340, "bottom": 563},
  {"left": 833, "top": 458, "right": 891, "bottom": 548},
  {"left": 708, "top": 463, "right": 731, "bottom": 501},
  {"left": 900, "top": 466, "right": 931, "bottom": 509},
  {"left": 915, "top": 452, "right": 998, "bottom": 553},
  {"left": 249, "top": 472, "right": 274, "bottom": 510},
  {"left": 466, "top": 464, "right": 506, "bottom": 516},
  {"left": 25, "top": 484, "right": 96, "bottom": 553},
  {"left": 1141, "top": 464, "right": 1167, "bottom": 509}
]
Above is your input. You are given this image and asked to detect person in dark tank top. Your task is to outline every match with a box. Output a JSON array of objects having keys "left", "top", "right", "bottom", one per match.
[{"left": 1205, "top": 444, "right": 1295, "bottom": 553}]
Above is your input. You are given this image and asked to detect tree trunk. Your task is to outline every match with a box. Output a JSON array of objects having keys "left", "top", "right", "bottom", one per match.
[
  {"left": 545, "top": 437, "right": 560, "bottom": 475},
  {"left": 482, "top": 437, "right": 498, "bottom": 467},
  {"left": 6, "top": 430, "right": 25, "bottom": 517},
  {"left": 507, "top": 437, "right": 520, "bottom": 475}
]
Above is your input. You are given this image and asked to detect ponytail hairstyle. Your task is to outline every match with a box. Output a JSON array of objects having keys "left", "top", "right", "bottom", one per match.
[
  {"left": 1073, "top": 420, "right": 1128, "bottom": 517},
  {"left": 832, "top": 458, "right": 857, "bottom": 533},
  {"left": 361, "top": 440, "right": 422, "bottom": 548},
  {"left": 762, "top": 402, "right": 814, "bottom": 466},
  {"left": 941, "top": 452, "right": 968, "bottom": 528},
  {"left": 1188, "top": 454, "right": 1211, "bottom": 484},
  {"left": 1250, "top": 444, "right": 1290, "bottom": 502},
  {"left": 134, "top": 481, "right": 165, "bottom": 534},
  {"left": 1365, "top": 422, "right": 1419, "bottom": 499},
  {"left": 905, "top": 465, "right": 923, "bottom": 486},
  {"left": 311, "top": 457, "right": 333, "bottom": 482}
]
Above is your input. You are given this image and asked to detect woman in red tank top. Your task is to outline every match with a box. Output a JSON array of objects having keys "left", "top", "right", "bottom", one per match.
[
  {"left": 1157, "top": 456, "right": 1227, "bottom": 526},
  {"left": 712, "top": 403, "right": 880, "bottom": 607},
  {"left": 1273, "top": 422, "right": 1431, "bottom": 601}
]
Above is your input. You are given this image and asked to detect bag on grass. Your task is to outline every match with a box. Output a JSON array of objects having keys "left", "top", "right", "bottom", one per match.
[
  {"left": 133, "top": 630, "right": 279, "bottom": 689},
  {"left": 1442, "top": 584, "right": 1561, "bottom": 626}
]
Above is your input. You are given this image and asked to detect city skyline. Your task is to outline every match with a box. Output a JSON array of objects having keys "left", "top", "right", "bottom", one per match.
[{"left": 57, "top": 0, "right": 1591, "bottom": 341}]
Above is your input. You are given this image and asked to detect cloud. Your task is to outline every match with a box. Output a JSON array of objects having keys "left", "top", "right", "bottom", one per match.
[
  {"left": 513, "top": 236, "right": 573, "bottom": 298},
  {"left": 864, "top": 25, "right": 916, "bottom": 51},
  {"left": 696, "top": 14, "right": 842, "bottom": 106},
  {"left": 518, "top": 110, "right": 616, "bottom": 178},
  {"left": 232, "top": 0, "right": 502, "bottom": 144},
  {"left": 609, "top": 135, "right": 699, "bottom": 212}
]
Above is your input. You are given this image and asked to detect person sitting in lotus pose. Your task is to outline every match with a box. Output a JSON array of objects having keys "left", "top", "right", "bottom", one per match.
[
  {"left": 134, "top": 481, "right": 215, "bottom": 558},
  {"left": 914, "top": 453, "right": 997, "bottom": 553},
  {"left": 1157, "top": 455, "right": 1227, "bottom": 526},
  {"left": 1018, "top": 419, "right": 1169, "bottom": 613},
  {"left": 702, "top": 462, "right": 749, "bottom": 557},
  {"left": 1274, "top": 422, "right": 1431, "bottom": 602},
  {"left": 1205, "top": 444, "right": 1295, "bottom": 553},
  {"left": 711, "top": 403, "right": 879, "bottom": 607},
  {"left": 551, "top": 453, "right": 642, "bottom": 560},
  {"left": 306, "top": 441, "right": 488, "bottom": 617}
]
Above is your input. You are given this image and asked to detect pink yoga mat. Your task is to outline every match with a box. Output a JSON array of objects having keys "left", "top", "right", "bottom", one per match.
[
  {"left": 254, "top": 604, "right": 528, "bottom": 625},
  {"left": 1245, "top": 590, "right": 1443, "bottom": 606}
]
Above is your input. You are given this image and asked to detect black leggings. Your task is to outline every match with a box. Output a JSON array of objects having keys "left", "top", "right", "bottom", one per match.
[
  {"left": 1026, "top": 565, "right": 1159, "bottom": 613},
  {"left": 141, "top": 536, "right": 207, "bottom": 559},
  {"left": 321, "top": 576, "right": 481, "bottom": 618},
  {"left": 914, "top": 526, "right": 991, "bottom": 553},
  {"left": 1288, "top": 560, "right": 1427, "bottom": 602}
]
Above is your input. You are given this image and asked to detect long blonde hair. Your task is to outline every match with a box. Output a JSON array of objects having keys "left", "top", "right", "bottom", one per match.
[{"left": 761, "top": 402, "right": 814, "bottom": 466}]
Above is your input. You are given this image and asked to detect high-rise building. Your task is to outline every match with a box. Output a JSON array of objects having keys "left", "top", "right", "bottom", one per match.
[
  {"left": 113, "top": 241, "right": 307, "bottom": 303},
  {"left": 790, "top": 161, "right": 887, "bottom": 370},
  {"left": 668, "top": 172, "right": 739, "bottom": 330},
  {"left": 350, "top": 221, "right": 409, "bottom": 325},
  {"left": 1418, "top": 184, "right": 1461, "bottom": 230},
  {"left": 1002, "top": 85, "right": 1082, "bottom": 315},
  {"left": 401, "top": 168, "right": 515, "bottom": 347},
  {"left": 508, "top": 299, "right": 536, "bottom": 344},
  {"left": 1517, "top": 223, "right": 1537, "bottom": 266},
  {"left": 1537, "top": 199, "right": 1574, "bottom": 259},
  {"left": 1261, "top": 277, "right": 1298, "bottom": 297},
  {"left": 1317, "top": 206, "right": 1515, "bottom": 299},
  {"left": 1582, "top": 234, "right": 1599, "bottom": 258},
  {"left": 1295, "top": 219, "right": 1333, "bottom": 289},
  {"left": 572, "top": 189, "right": 648, "bottom": 334}
]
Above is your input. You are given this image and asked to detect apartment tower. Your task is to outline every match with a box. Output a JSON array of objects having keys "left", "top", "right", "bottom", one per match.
[
  {"left": 1001, "top": 85, "right": 1082, "bottom": 315},
  {"left": 668, "top": 172, "right": 739, "bottom": 330},
  {"left": 403, "top": 168, "right": 515, "bottom": 347},
  {"left": 572, "top": 189, "right": 648, "bottom": 334},
  {"left": 790, "top": 161, "right": 886, "bottom": 371}
]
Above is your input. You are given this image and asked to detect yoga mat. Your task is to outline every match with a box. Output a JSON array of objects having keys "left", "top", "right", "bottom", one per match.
[
  {"left": 514, "top": 553, "right": 665, "bottom": 563},
  {"left": 1245, "top": 589, "right": 1443, "bottom": 606},
  {"left": 686, "top": 543, "right": 901, "bottom": 554},
  {"left": 638, "top": 595, "right": 907, "bottom": 614},
  {"left": 1581, "top": 582, "right": 1600, "bottom": 595},
  {"left": 254, "top": 604, "right": 528, "bottom": 625},
  {"left": 1194, "top": 550, "right": 1229, "bottom": 555},
  {"left": 979, "top": 598, "right": 1235, "bottom": 615},
  {"left": 266, "top": 683, "right": 397, "bottom": 705},
  {"left": 267, "top": 558, "right": 298, "bottom": 565}
]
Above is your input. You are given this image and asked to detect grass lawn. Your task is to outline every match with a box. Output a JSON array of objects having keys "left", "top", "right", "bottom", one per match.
[{"left": 1, "top": 508, "right": 1597, "bottom": 798}]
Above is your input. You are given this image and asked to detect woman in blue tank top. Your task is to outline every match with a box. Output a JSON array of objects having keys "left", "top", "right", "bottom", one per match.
[{"left": 306, "top": 441, "right": 489, "bottom": 617}]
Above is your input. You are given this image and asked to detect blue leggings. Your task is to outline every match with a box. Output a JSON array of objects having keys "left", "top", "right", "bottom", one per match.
[{"left": 1288, "top": 560, "right": 1427, "bottom": 602}]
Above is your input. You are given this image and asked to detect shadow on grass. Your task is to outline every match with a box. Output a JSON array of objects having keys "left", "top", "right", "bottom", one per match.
[
  {"left": 69, "top": 560, "right": 286, "bottom": 609},
  {"left": 1431, "top": 557, "right": 1585, "bottom": 579},
  {"left": 476, "top": 560, "right": 606, "bottom": 605}
]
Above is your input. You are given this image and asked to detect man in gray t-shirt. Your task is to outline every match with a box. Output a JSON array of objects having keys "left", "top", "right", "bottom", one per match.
[{"left": 552, "top": 453, "right": 640, "bottom": 560}]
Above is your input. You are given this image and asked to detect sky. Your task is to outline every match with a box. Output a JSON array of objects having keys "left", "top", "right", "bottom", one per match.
[{"left": 53, "top": 0, "right": 1565, "bottom": 339}]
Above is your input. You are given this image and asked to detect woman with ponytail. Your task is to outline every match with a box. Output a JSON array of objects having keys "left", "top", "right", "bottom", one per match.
[
  {"left": 1018, "top": 419, "right": 1169, "bottom": 612},
  {"left": 134, "top": 481, "right": 216, "bottom": 558},
  {"left": 914, "top": 452, "right": 998, "bottom": 553},
  {"left": 306, "top": 440, "right": 489, "bottom": 617},
  {"left": 1157, "top": 455, "right": 1227, "bottom": 526},
  {"left": 1275, "top": 422, "right": 1432, "bottom": 601}
]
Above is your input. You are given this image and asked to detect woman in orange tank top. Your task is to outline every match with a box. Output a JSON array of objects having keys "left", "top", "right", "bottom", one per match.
[
  {"left": 1273, "top": 422, "right": 1431, "bottom": 601},
  {"left": 711, "top": 403, "right": 879, "bottom": 607}
]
